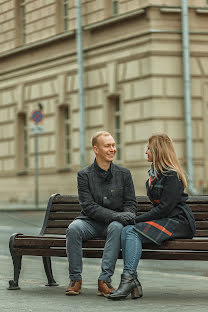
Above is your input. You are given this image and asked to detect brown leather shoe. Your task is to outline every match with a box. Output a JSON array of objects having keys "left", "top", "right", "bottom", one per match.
[
  {"left": 65, "top": 280, "right": 82, "bottom": 295},
  {"left": 97, "top": 280, "right": 115, "bottom": 297}
]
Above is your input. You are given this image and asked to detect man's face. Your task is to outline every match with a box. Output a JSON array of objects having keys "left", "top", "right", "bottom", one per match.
[{"left": 93, "top": 135, "right": 117, "bottom": 163}]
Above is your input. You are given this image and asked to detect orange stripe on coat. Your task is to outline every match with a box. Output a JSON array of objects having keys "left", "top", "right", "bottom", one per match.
[
  {"left": 145, "top": 221, "right": 172, "bottom": 236},
  {"left": 148, "top": 177, "right": 156, "bottom": 187}
]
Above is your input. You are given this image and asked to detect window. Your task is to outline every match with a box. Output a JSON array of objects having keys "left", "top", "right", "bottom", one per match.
[
  {"left": 15, "top": 0, "right": 26, "bottom": 45},
  {"left": 16, "top": 113, "right": 28, "bottom": 172},
  {"left": 56, "top": 0, "right": 69, "bottom": 33},
  {"left": 57, "top": 105, "right": 71, "bottom": 169},
  {"left": 112, "top": 0, "right": 119, "bottom": 15},
  {"left": 113, "top": 97, "right": 122, "bottom": 161},
  {"left": 20, "top": 0, "right": 26, "bottom": 43},
  {"left": 104, "top": 0, "right": 120, "bottom": 18},
  {"left": 63, "top": 0, "right": 69, "bottom": 31},
  {"left": 64, "top": 105, "right": 71, "bottom": 167},
  {"left": 107, "top": 95, "right": 122, "bottom": 162}
]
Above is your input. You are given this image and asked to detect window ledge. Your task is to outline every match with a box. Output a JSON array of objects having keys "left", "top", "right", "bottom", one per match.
[
  {"left": 160, "top": 8, "right": 181, "bottom": 13},
  {"left": 16, "top": 170, "right": 28, "bottom": 176},
  {"left": 195, "top": 8, "right": 208, "bottom": 14},
  {"left": 0, "top": 31, "right": 75, "bottom": 59},
  {"left": 84, "top": 9, "right": 145, "bottom": 31},
  {"left": 57, "top": 168, "right": 71, "bottom": 173}
]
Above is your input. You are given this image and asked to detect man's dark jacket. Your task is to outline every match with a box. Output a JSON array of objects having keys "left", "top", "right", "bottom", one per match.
[{"left": 76, "top": 160, "right": 138, "bottom": 224}]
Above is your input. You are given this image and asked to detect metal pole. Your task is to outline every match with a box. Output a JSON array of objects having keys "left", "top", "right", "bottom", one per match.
[
  {"left": 35, "top": 131, "right": 39, "bottom": 208},
  {"left": 76, "top": 0, "right": 86, "bottom": 168},
  {"left": 181, "top": 0, "right": 198, "bottom": 194}
]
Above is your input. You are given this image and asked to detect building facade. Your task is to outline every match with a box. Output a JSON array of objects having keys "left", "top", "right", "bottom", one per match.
[{"left": 0, "top": 0, "right": 208, "bottom": 205}]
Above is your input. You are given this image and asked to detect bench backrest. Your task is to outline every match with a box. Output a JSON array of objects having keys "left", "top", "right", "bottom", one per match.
[{"left": 40, "top": 194, "right": 208, "bottom": 237}]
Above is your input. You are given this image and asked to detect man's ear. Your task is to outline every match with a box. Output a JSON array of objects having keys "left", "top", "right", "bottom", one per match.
[{"left": 93, "top": 145, "right": 98, "bottom": 155}]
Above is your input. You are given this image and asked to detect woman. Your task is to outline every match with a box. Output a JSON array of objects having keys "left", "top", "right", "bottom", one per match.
[{"left": 108, "top": 133, "right": 196, "bottom": 300}]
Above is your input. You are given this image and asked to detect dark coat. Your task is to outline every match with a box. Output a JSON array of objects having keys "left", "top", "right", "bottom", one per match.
[
  {"left": 134, "top": 170, "right": 196, "bottom": 245},
  {"left": 76, "top": 160, "right": 138, "bottom": 224}
]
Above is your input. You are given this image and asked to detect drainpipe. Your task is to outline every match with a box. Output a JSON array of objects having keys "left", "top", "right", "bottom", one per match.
[
  {"left": 76, "top": 0, "right": 86, "bottom": 168},
  {"left": 181, "top": 0, "right": 198, "bottom": 194}
]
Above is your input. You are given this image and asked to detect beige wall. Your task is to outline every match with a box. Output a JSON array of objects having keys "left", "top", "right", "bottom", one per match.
[{"left": 1, "top": 1, "right": 208, "bottom": 205}]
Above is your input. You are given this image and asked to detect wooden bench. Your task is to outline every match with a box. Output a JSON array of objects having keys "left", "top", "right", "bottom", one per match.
[{"left": 8, "top": 193, "right": 208, "bottom": 290}]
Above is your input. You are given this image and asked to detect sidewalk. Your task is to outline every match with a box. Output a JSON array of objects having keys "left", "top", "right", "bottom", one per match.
[
  {"left": 1, "top": 256, "right": 208, "bottom": 312},
  {"left": 1, "top": 210, "right": 208, "bottom": 311}
]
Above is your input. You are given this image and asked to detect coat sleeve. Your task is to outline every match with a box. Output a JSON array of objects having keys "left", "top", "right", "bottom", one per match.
[
  {"left": 77, "top": 171, "right": 114, "bottom": 224},
  {"left": 135, "top": 172, "right": 182, "bottom": 222},
  {"left": 122, "top": 171, "right": 138, "bottom": 215}
]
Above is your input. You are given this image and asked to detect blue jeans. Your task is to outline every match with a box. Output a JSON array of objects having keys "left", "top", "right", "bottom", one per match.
[
  {"left": 121, "top": 225, "right": 152, "bottom": 274},
  {"left": 66, "top": 219, "right": 123, "bottom": 282}
]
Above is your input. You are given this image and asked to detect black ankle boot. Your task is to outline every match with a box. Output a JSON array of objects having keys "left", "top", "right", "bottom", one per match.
[{"left": 108, "top": 272, "right": 143, "bottom": 300}]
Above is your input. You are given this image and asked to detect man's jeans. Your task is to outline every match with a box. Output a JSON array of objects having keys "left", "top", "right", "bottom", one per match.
[
  {"left": 121, "top": 225, "right": 152, "bottom": 274},
  {"left": 66, "top": 219, "right": 123, "bottom": 282}
]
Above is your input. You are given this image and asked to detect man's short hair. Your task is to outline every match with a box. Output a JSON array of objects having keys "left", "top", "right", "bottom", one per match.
[{"left": 91, "top": 131, "right": 112, "bottom": 147}]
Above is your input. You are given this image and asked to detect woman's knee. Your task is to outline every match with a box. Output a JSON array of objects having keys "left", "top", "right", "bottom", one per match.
[{"left": 122, "top": 225, "right": 135, "bottom": 237}]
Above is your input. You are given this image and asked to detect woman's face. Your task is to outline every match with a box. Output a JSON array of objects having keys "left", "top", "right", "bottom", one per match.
[{"left": 146, "top": 144, "right": 153, "bottom": 162}]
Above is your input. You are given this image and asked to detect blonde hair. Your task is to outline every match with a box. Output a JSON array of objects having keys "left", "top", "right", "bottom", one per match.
[
  {"left": 91, "top": 131, "right": 112, "bottom": 147},
  {"left": 148, "top": 133, "right": 187, "bottom": 188}
]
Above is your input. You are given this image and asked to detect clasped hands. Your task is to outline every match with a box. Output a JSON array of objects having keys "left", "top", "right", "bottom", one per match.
[{"left": 112, "top": 211, "right": 137, "bottom": 226}]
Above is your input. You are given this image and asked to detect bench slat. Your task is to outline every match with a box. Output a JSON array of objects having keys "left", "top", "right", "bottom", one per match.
[
  {"left": 13, "top": 235, "right": 208, "bottom": 251},
  {"left": 48, "top": 212, "right": 79, "bottom": 220},
  {"left": 195, "top": 230, "right": 208, "bottom": 236},
  {"left": 44, "top": 228, "right": 67, "bottom": 235},
  {"left": 45, "top": 220, "right": 208, "bottom": 230},
  {"left": 15, "top": 248, "right": 208, "bottom": 261},
  {"left": 142, "top": 251, "right": 208, "bottom": 261},
  {"left": 47, "top": 220, "right": 71, "bottom": 227},
  {"left": 48, "top": 212, "right": 208, "bottom": 221},
  {"left": 49, "top": 204, "right": 208, "bottom": 213},
  {"left": 194, "top": 213, "right": 208, "bottom": 220},
  {"left": 51, "top": 204, "right": 81, "bottom": 212}
]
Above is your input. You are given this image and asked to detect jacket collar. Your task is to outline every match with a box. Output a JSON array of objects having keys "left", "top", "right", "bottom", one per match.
[{"left": 94, "top": 159, "right": 113, "bottom": 181}]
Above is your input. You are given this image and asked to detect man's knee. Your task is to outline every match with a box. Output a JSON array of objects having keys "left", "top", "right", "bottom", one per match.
[
  {"left": 107, "top": 221, "right": 123, "bottom": 235},
  {"left": 66, "top": 220, "right": 82, "bottom": 240}
]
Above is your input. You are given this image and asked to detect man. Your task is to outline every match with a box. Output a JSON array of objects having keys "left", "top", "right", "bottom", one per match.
[{"left": 65, "top": 131, "right": 137, "bottom": 297}]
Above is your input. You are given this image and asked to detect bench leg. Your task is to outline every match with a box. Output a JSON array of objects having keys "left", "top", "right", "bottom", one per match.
[
  {"left": 8, "top": 234, "right": 22, "bottom": 290},
  {"left": 42, "top": 256, "right": 59, "bottom": 286}
]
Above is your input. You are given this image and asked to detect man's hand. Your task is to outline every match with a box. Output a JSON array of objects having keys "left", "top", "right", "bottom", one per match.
[{"left": 111, "top": 212, "right": 135, "bottom": 226}]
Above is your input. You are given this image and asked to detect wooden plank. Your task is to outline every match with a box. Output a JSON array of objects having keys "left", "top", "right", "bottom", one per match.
[
  {"left": 14, "top": 247, "right": 208, "bottom": 260},
  {"left": 53, "top": 195, "right": 79, "bottom": 204},
  {"left": 141, "top": 251, "right": 208, "bottom": 261},
  {"left": 47, "top": 220, "right": 70, "bottom": 228},
  {"left": 44, "top": 228, "right": 67, "bottom": 235},
  {"left": 15, "top": 248, "right": 67, "bottom": 257},
  {"left": 195, "top": 230, "right": 208, "bottom": 236},
  {"left": 190, "top": 213, "right": 208, "bottom": 221},
  {"left": 48, "top": 212, "right": 80, "bottom": 220},
  {"left": 51, "top": 204, "right": 81, "bottom": 212},
  {"left": 14, "top": 238, "right": 66, "bottom": 248},
  {"left": 187, "top": 195, "right": 208, "bottom": 203},
  {"left": 51, "top": 195, "right": 208, "bottom": 207},
  {"left": 196, "top": 221, "right": 208, "bottom": 229},
  {"left": 143, "top": 241, "right": 208, "bottom": 251},
  {"left": 13, "top": 237, "right": 208, "bottom": 251},
  {"left": 188, "top": 204, "right": 208, "bottom": 212},
  {"left": 136, "top": 212, "right": 208, "bottom": 219}
]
